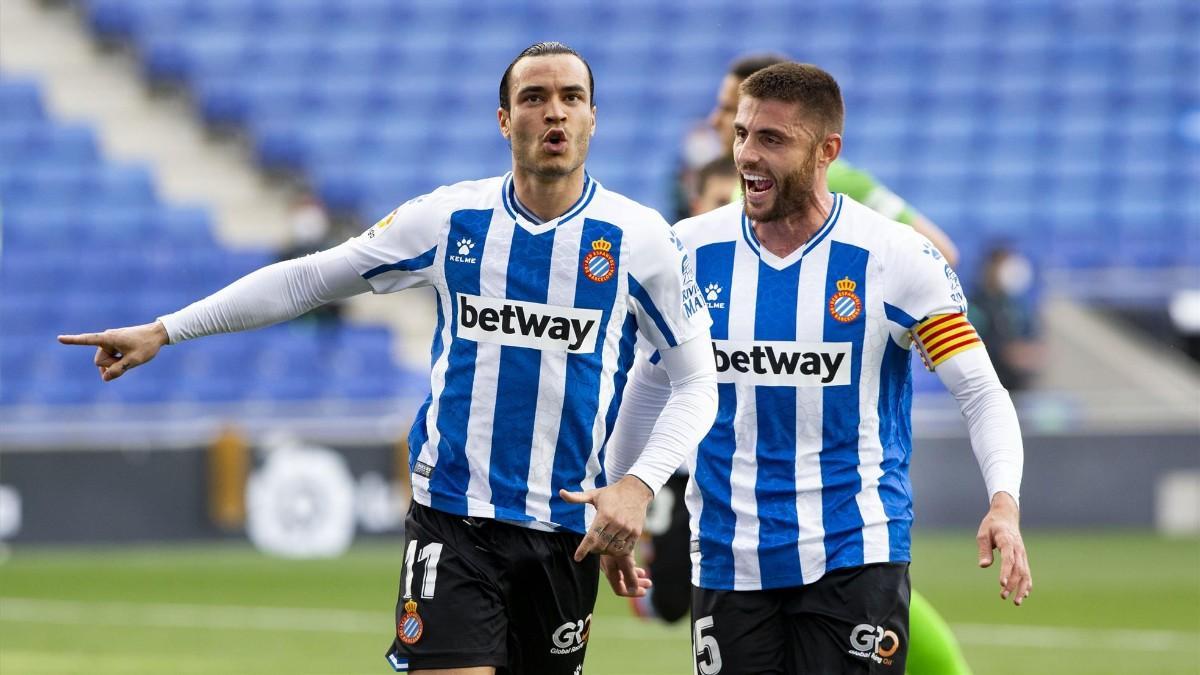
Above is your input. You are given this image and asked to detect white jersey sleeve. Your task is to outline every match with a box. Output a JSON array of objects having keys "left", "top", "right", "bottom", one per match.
[
  {"left": 339, "top": 191, "right": 446, "bottom": 293},
  {"left": 885, "top": 231, "right": 968, "bottom": 329},
  {"left": 626, "top": 223, "right": 712, "bottom": 350},
  {"left": 882, "top": 219, "right": 1022, "bottom": 504},
  {"left": 934, "top": 347, "right": 1024, "bottom": 505},
  {"left": 158, "top": 245, "right": 369, "bottom": 344}
]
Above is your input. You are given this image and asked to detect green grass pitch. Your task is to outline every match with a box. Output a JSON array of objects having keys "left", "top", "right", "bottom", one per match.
[{"left": 1, "top": 531, "right": 1196, "bottom": 674}]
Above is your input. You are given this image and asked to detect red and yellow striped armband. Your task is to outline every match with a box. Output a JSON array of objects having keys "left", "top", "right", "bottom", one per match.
[{"left": 912, "top": 313, "right": 983, "bottom": 370}]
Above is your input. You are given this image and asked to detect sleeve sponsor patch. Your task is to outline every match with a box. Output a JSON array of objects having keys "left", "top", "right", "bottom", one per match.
[{"left": 913, "top": 313, "right": 982, "bottom": 369}]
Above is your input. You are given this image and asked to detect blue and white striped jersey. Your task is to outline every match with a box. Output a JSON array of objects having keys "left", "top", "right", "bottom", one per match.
[
  {"left": 670, "top": 195, "right": 967, "bottom": 591},
  {"left": 341, "top": 173, "right": 711, "bottom": 535}
]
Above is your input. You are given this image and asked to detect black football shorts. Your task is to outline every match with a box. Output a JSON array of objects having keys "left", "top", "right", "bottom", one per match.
[
  {"left": 691, "top": 562, "right": 910, "bottom": 674},
  {"left": 385, "top": 502, "right": 600, "bottom": 674}
]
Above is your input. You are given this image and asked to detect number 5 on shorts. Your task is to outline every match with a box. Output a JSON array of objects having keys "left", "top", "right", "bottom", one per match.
[
  {"left": 693, "top": 615, "right": 722, "bottom": 675},
  {"left": 403, "top": 540, "right": 444, "bottom": 599}
]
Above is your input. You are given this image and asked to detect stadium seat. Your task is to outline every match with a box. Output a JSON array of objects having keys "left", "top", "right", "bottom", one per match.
[
  {"left": 7, "top": 0, "right": 1194, "bottom": 419},
  {"left": 0, "top": 78, "right": 44, "bottom": 120}
]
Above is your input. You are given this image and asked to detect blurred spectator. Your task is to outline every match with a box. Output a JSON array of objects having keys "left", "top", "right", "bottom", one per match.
[
  {"left": 280, "top": 191, "right": 336, "bottom": 258},
  {"left": 670, "top": 122, "right": 725, "bottom": 221},
  {"left": 689, "top": 156, "right": 738, "bottom": 218},
  {"left": 278, "top": 192, "right": 343, "bottom": 325},
  {"left": 969, "top": 246, "right": 1044, "bottom": 391}
]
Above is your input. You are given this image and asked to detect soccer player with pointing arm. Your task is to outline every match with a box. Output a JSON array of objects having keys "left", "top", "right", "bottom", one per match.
[{"left": 61, "top": 42, "right": 719, "bottom": 675}]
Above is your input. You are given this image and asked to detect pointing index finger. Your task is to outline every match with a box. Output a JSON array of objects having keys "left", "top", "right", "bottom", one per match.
[{"left": 59, "top": 333, "right": 104, "bottom": 346}]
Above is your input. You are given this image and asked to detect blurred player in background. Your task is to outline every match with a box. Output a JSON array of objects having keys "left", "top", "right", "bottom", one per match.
[
  {"left": 60, "top": 41, "right": 719, "bottom": 675},
  {"left": 690, "top": 157, "right": 741, "bottom": 218},
  {"left": 610, "top": 62, "right": 1030, "bottom": 673},
  {"left": 633, "top": 52, "right": 980, "bottom": 674}
]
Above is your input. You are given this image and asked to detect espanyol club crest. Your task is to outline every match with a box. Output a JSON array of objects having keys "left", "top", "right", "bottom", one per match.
[
  {"left": 828, "top": 277, "right": 862, "bottom": 323},
  {"left": 397, "top": 599, "right": 424, "bottom": 644},
  {"left": 582, "top": 237, "right": 616, "bottom": 283}
]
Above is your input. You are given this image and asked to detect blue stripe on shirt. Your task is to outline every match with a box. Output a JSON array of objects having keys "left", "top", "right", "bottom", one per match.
[
  {"left": 600, "top": 313, "right": 639, "bottom": 479},
  {"left": 884, "top": 302, "right": 919, "bottom": 328},
  {"left": 820, "top": 240, "right": 870, "bottom": 571},
  {"left": 489, "top": 223, "right": 557, "bottom": 521},
  {"left": 878, "top": 337, "right": 914, "bottom": 562},
  {"left": 551, "top": 218, "right": 623, "bottom": 531},
  {"left": 628, "top": 275, "right": 678, "bottom": 347},
  {"left": 430, "top": 208, "right": 493, "bottom": 515},
  {"left": 363, "top": 246, "right": 438, "bottom": 279},
  {"left": 753, "top": 259, "right": 803, "bottom": 587},
  {"left": 407, "top": 292, "right": 446, "bottom": 468},
  {"left": 694, "top": 241, "right": 738, "bottom": 589}
]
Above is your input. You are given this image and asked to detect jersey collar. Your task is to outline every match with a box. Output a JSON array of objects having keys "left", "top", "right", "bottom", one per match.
[
  {"left": 501, "top": 171, "right": 597, "bottom": 234},
  {"left": 741, "top": 193, "right": 843, "bottom": 270}
]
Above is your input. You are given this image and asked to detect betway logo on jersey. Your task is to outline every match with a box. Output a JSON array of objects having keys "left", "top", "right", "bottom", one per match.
[
  {"left": 711, "top": 340, "right": 851, "bottom": 386},
  {"left": 456, "top": 294, "right": 602, "bottom": 353}
]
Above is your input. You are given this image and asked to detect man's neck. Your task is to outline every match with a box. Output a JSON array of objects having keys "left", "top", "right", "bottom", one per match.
[
  {"left": 752, "top": 190, "right": 835, "bottom": 259},
  {"left": 511, "top": 166, "right": 586, "bottom": 222}
]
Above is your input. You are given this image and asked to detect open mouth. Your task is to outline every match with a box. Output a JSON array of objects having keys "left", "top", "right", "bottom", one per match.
[
  {"left": 743, "top": 172, "right": 775, "bottom": 195},
  {"left": 543, "top": 128, "right": 567, "bottom": 154}
]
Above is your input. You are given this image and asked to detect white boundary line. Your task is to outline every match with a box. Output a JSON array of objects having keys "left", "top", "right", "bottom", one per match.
[{"left": 0, "top": 598, "right": 1196, "bottom": 652}]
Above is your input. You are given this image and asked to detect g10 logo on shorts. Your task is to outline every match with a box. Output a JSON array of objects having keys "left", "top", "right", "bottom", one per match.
[
  {"left": 848, "top": 623, "right": 901, "bottom": 666},
  {"left": 550, "top": 614, "right": 592, "bottom": 655}
]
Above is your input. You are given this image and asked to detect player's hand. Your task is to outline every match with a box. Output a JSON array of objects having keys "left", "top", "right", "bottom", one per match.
[
  {"left": 600, "top": 554, "right": 652, "bottom": 598},
  {"left": 560, "top": 475, "right": 654, "bottom": 562},
  {"left": 58, "top": 321, "right": 170, "bottom": 382},
  {"left": 976, "top": 491, "right": 1032, "bottom": 606}
]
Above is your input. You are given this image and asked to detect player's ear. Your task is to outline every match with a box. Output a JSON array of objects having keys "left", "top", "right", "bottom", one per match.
[
  {"left": 590, "top": 105, "right": 597, "bottom": 137},
  {"left": 821, "top": 133, "right": 842, "bottom": 165},
  {"left": 498, "top": 107, "right": 511, "bottom": 139}
]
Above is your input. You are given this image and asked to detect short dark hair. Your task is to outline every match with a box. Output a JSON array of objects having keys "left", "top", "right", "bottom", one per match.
[
  {"left": 740, "top": 62, "right": 844, "bottom": 135},
  {"left": 499, "top": 41, "right": 594, "bottom": 111},
  {"left": 729, "top": 53, "right": 789, "bottom": 81},
  {"left": 694, "top": 156, "right": 736, "bottom": 196}
]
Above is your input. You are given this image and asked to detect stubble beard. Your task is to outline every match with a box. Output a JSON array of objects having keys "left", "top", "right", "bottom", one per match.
[
  {"left": 513, "top": 130, "right": 589, "bottom": 179},
  {"left": 747, "top": 145, "right": 821, "bottom": 223}
]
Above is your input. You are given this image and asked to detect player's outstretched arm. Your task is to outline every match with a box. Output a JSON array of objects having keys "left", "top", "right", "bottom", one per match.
[
  {"left": 59, "top": 246, "right": 371, "bottom": 381},
  {"left": 58, "top": 321, "right": 169, "bottom": 382},
  {"left": 976, "top": 491, "right": 1031, "bottom": 606}
]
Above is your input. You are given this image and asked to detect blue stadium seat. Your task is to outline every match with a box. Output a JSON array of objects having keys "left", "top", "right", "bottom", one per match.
[
  {"left": 0, "top": 78, "right": 44, "bottom": 120},
  {"left": 5, "top": 0, "right": 1192, "bottom": 418}
]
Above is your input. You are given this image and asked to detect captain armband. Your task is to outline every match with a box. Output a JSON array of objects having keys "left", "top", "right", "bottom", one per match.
[{"left": 911, "top": 313, "right": 983, "bottom": 371}]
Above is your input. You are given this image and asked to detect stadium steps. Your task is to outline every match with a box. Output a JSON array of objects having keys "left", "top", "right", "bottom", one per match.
[
  {"left": 0, "top": 0, "right": 289, "bottom": 248},
  {"left": 1035, "top": 297, "right": 1200, "bottom": 433},
  {"left": 1, "top": 0, "right": 437, "bottom": 368}
]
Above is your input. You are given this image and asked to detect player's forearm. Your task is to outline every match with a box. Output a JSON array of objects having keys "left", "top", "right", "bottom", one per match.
[
  {"left": 625, "top": 337, "right": 718, "bottom": 494},
  {"left": 159, "top": 245, "right": 369, "bottom": 343},
  {"left": 935, "top": 347, "right": 1024, "bottom": 504},
  {"left": 605, "top": 358, "right": 673, "bottom": 483}
]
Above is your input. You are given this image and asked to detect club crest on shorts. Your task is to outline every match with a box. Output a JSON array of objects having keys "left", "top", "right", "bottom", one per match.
[
  {"left": 397, "top": 599, "right": 424, "bottom": 644},
  {"left": 581, "top": 237, "right": 616, "bottom": 283},
  {"left": 828, "top": 277, "right": 862, "bottom": 323}
]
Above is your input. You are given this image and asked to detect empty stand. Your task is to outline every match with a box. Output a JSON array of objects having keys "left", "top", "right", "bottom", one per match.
[{"left": 0, "top": 76, "right": 416, "bottom": 409}]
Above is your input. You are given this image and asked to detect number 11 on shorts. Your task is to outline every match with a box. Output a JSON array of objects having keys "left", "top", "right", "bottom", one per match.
[{"left": 403, "top": 539, "right": 444, "bottom": 599}]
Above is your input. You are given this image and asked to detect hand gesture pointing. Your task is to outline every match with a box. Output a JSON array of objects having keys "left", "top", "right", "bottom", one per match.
[{"left": 58, "top": 321, "right": 170, "bottom": 381}]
